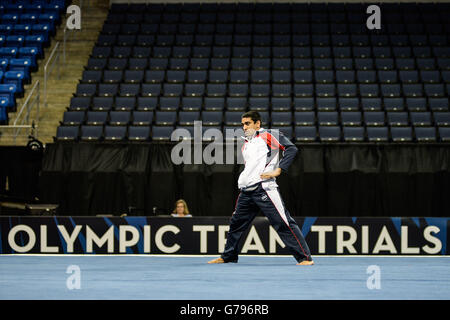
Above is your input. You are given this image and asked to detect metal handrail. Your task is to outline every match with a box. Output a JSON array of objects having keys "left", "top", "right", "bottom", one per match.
[
  {"left": 44, "top": 42, "right": 60, "bottom": 107},
  {"left": 63, "top": 26, "right": 72, "bottom": 64},
  {"left": 63, "top": 22, "right": 79, "bottom": 64}
]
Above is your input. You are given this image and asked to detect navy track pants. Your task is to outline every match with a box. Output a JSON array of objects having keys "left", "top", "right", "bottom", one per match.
[{"left": 221, "top": 183, "right": 312, "bottom": 263}]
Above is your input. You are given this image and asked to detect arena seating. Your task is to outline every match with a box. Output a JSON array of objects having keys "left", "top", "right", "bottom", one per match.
[
  {"left": 56, "top": 2, "right": 450, "bottom": 142},
  {"left": 0, "top": 0, "right": 66, "bottom": 124}
]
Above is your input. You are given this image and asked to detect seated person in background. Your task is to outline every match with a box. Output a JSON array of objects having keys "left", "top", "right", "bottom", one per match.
[{"left": 171, "top": 199, "right": 192, "bottom": 217}]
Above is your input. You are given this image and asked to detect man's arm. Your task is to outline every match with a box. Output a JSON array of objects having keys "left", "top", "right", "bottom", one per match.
[
  {"left": 278, "top": 132, "right": 298, "bottom": 173},
  {"left": 260, "top": 131, "right": 298, "bottom": 179}
]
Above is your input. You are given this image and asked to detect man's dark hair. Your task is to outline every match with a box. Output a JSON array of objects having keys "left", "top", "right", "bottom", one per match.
[{"left": 242, "top": 111, "right": 261, "bottom": 124}]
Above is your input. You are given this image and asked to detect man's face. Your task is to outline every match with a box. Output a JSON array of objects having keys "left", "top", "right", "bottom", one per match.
[{"left": 242, "top": 117, "right": 261, "bottom": 137}]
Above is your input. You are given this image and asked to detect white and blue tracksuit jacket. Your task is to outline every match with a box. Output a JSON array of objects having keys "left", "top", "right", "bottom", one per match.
[{"left": 221, "top": 128, "right": 313, "bottom": 263}]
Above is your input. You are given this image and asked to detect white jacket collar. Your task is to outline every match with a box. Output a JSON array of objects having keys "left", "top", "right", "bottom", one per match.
[{"left": 242, "top": 127, "right": 265, "bottom": 141}]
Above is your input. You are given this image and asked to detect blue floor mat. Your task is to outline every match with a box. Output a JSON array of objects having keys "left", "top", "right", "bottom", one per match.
[{"left": 0, "top": 255, "right": 449, "bottom": 300}]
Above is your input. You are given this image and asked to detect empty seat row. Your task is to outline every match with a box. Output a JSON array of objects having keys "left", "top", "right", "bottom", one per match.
[
  {"left": 296, "top": 125, "right": 450, "bottom": 142},
  {"left": 92, "top": 32, "right": 450, "bottom": 47},
  {"left": 105, "top": 7, "right": 450, "bottom": 23},
  {"left": 95, "top": 29, "right": 450, "bottom": 45},
  {"left": 86, "top": 57, "right": 450, "bottom": 72},
  {"left": 107, "top": 2, "right": 449, "bottom": 11},
  {"left": 0, "top": 23, "right": 53, "bottom": 37},
  {"left": 91, "top": 44, "right": 450, "bottom": 60},
  {"left": 68, "top": 95, "right": 449, "bottom": 113},
  {"left": 100, "top": 21, "right": 450, "bottom": 34},
  {"left": 0, "top": 35, "right": 48, "bottom": 50},
  {"left": 55, "top": 124, "right": 450, "bottom": 143},
  {"left": 80, "top": 69, "right": 450, "bottom": 85},
  {"left": 61, "top": 110, "right": 450, "bottom": 128},
  {"left": 74, "top": 82, "right": 450, "bottom": 99}
]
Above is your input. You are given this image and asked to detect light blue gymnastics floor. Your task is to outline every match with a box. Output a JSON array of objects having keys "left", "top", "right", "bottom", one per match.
[{"left": 0, "top": 255, "right": 449, "bottom": 300}]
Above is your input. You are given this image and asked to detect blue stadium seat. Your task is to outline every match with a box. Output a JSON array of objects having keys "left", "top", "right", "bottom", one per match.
[
  {"left": 248, "top": 97, "right": 269, "bottom": 111},
  {"left": 294, "top": 111, "right": 315, "bottom": 126},
  {"left": 202, "top": 97, "right": 223, "bottom": 111},
  {"left": 114, "top": 97, "right": 136, "bottom": 111},
  {"left": 151, "top": 126, "right": 172, "bottom": 141},
  {"left": 109, "top": 111, "right": 131, "bottom": 126},
  {"left": 202, "top": 111, "right": 223, "bottom": 126},
  {"left": 438, "top": 127, "right": 450, "bottom": 142},
  {"left": 391, "top": 126, "right": 413, "bottom": 142},
  {"left": 384, "top": 98, "right": 405, "bottom": 111},
  {"left": 179, "top": 111, "right": 200, "bottom": 126},
  {"left": 295, "top": 125, "right": 317, "bottom": 142},
  {"left": 159, "top": 97, "right": 180, "bottom": 111},
  {"left": 56, "top": 126, "right": 79, "bottom": 141},
  {"left": 182, "top": 97, "right": 203, "bottom": 111},
  {"left": 406, "top": 98, "right": 427, "bottom": 112},
  {"left": 136, "top": 97, "right": 157, "bottom": 111},
  {"left": 2, "top": 14, "right": 19, "bottom": 25},
  {"left": 102, "top": 70, "right": 123, "bottom": 83},
  {"left": 364, "top": 111, "right": 385, "bottom": 126},
  {"left": 61, "top": 111, "right": 85, "bottom": 126},
  {"left": 271, "top": 126, "right": 294, "bottom": 140},
  {"left": 86, "top": 58, "right": 107, "bottom": 71},
  {"left": 24, "top": 36, "right": 44, "bottom": 56},
  {"left": 271, "top": 111, "right": 292, "bottom": 126},
  {"left": 367, "top": 127, "right": 389, "bottom": 142},
  {"left": 132, "top": 111, "right": 154, "bottom": 126},
  {"left": 336, "top": 71, "right": 355, "bottom": 84},
  {"left": 415, "top": 127, "right": 437, "bottom": 142},
  {"left": 319, "top": 126, "right": 341, "bottom": 142},
  {"left": 155, "top": 111, "right": 177, "bottom": 126},
  {"left": 4, "top": 71, "right": 24, "bottom": 95},
  {"left": 271, "top": 97, "right": 291, "bottom": 111},
  {"left": 90, "top": 97, "right": 113, "bottom": 112},
  {"left": 13, "top": 24, "right": 31, "bottom": 36},
  {"left": 38, "top": 13, "right": 57, "bottom": 32},
  {"left": 187, "top": 70, "right": 207, "bottom": 83},
  {"left": 81, "top": 70, "right": 102, "bottom": 84},
  {"left": 223, "top": 111, "right": 243, "bottom": 126},
  {"left": 80, "top": 125, "right": 103, "bottom": 141},
  {"left": 86, "top": 111, "right": 108, "bottom": 126},
  {"left": 0, "top": 97, "right": 9, "bottom": 124},
  {"left": 225, "top": 97, "right": 245, "bottom": 111},
  {"left": 119, "top": 83, "right": 140, "bottom": 97},
  {"left": 0, "top": 47, "right": 18, "bottom": 59},
  {"left": 387, "top": 112, "right": 409, "bottom": 126},
  {"left": 338, "top": 98, "right": 359, "bottom": 111},
  {"left": 104, "top": 125, "right": 127, "bottom": 141},
  {"left": 361, "top": 98, "right": 382, "bottom": 111},
  {"left": 429, "top": 98, "right": 449, "bottom": 112},
  {"left": 410, "top": 112, "right": 432, "bottom": 127},
  {"left": 341, "top": 111, "right": 362, "bottom": 126},
  {"left": 434, "top": 112, "right": 450, "bottom": 127},
  {"left": 343, "top": 126, "right": 365, "bottom": 142},
  {"left": 69, "top": 97, "right": 91, "bottom": 111}
]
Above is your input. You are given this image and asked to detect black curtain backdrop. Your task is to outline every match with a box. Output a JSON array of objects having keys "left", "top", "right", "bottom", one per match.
[
  {"left": 0, "top": 146, "right": 43, "bottom": 202},
  {"left": 37, "top": 142, "right": 450, "bottom": 217}
]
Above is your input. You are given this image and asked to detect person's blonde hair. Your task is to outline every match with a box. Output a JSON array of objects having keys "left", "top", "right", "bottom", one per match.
[{"left": 173, "top": 199, "right": 190, "bottom": 215}]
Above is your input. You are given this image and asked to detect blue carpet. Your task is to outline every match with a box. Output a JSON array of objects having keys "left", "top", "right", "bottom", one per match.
[{"left": 0, "top": 256, "right": 449, "bottom": 300}]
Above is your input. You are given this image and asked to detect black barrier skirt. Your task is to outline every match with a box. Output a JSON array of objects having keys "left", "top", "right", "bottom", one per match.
[
  {"left": 35, "top": 143, "right": 450, "bottom": 217},
  {"left": 0, "top": 146, "right": 43, "bottom": 202}
]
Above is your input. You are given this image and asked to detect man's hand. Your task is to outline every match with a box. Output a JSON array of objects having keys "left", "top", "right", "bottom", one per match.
[{"left": 260, "top": 168, "right": 282, "bottom": 180}]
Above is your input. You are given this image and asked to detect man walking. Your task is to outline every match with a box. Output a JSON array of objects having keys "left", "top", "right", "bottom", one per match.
[{"left": 208, "top": 111, "right": 314, "bottom": 265}]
